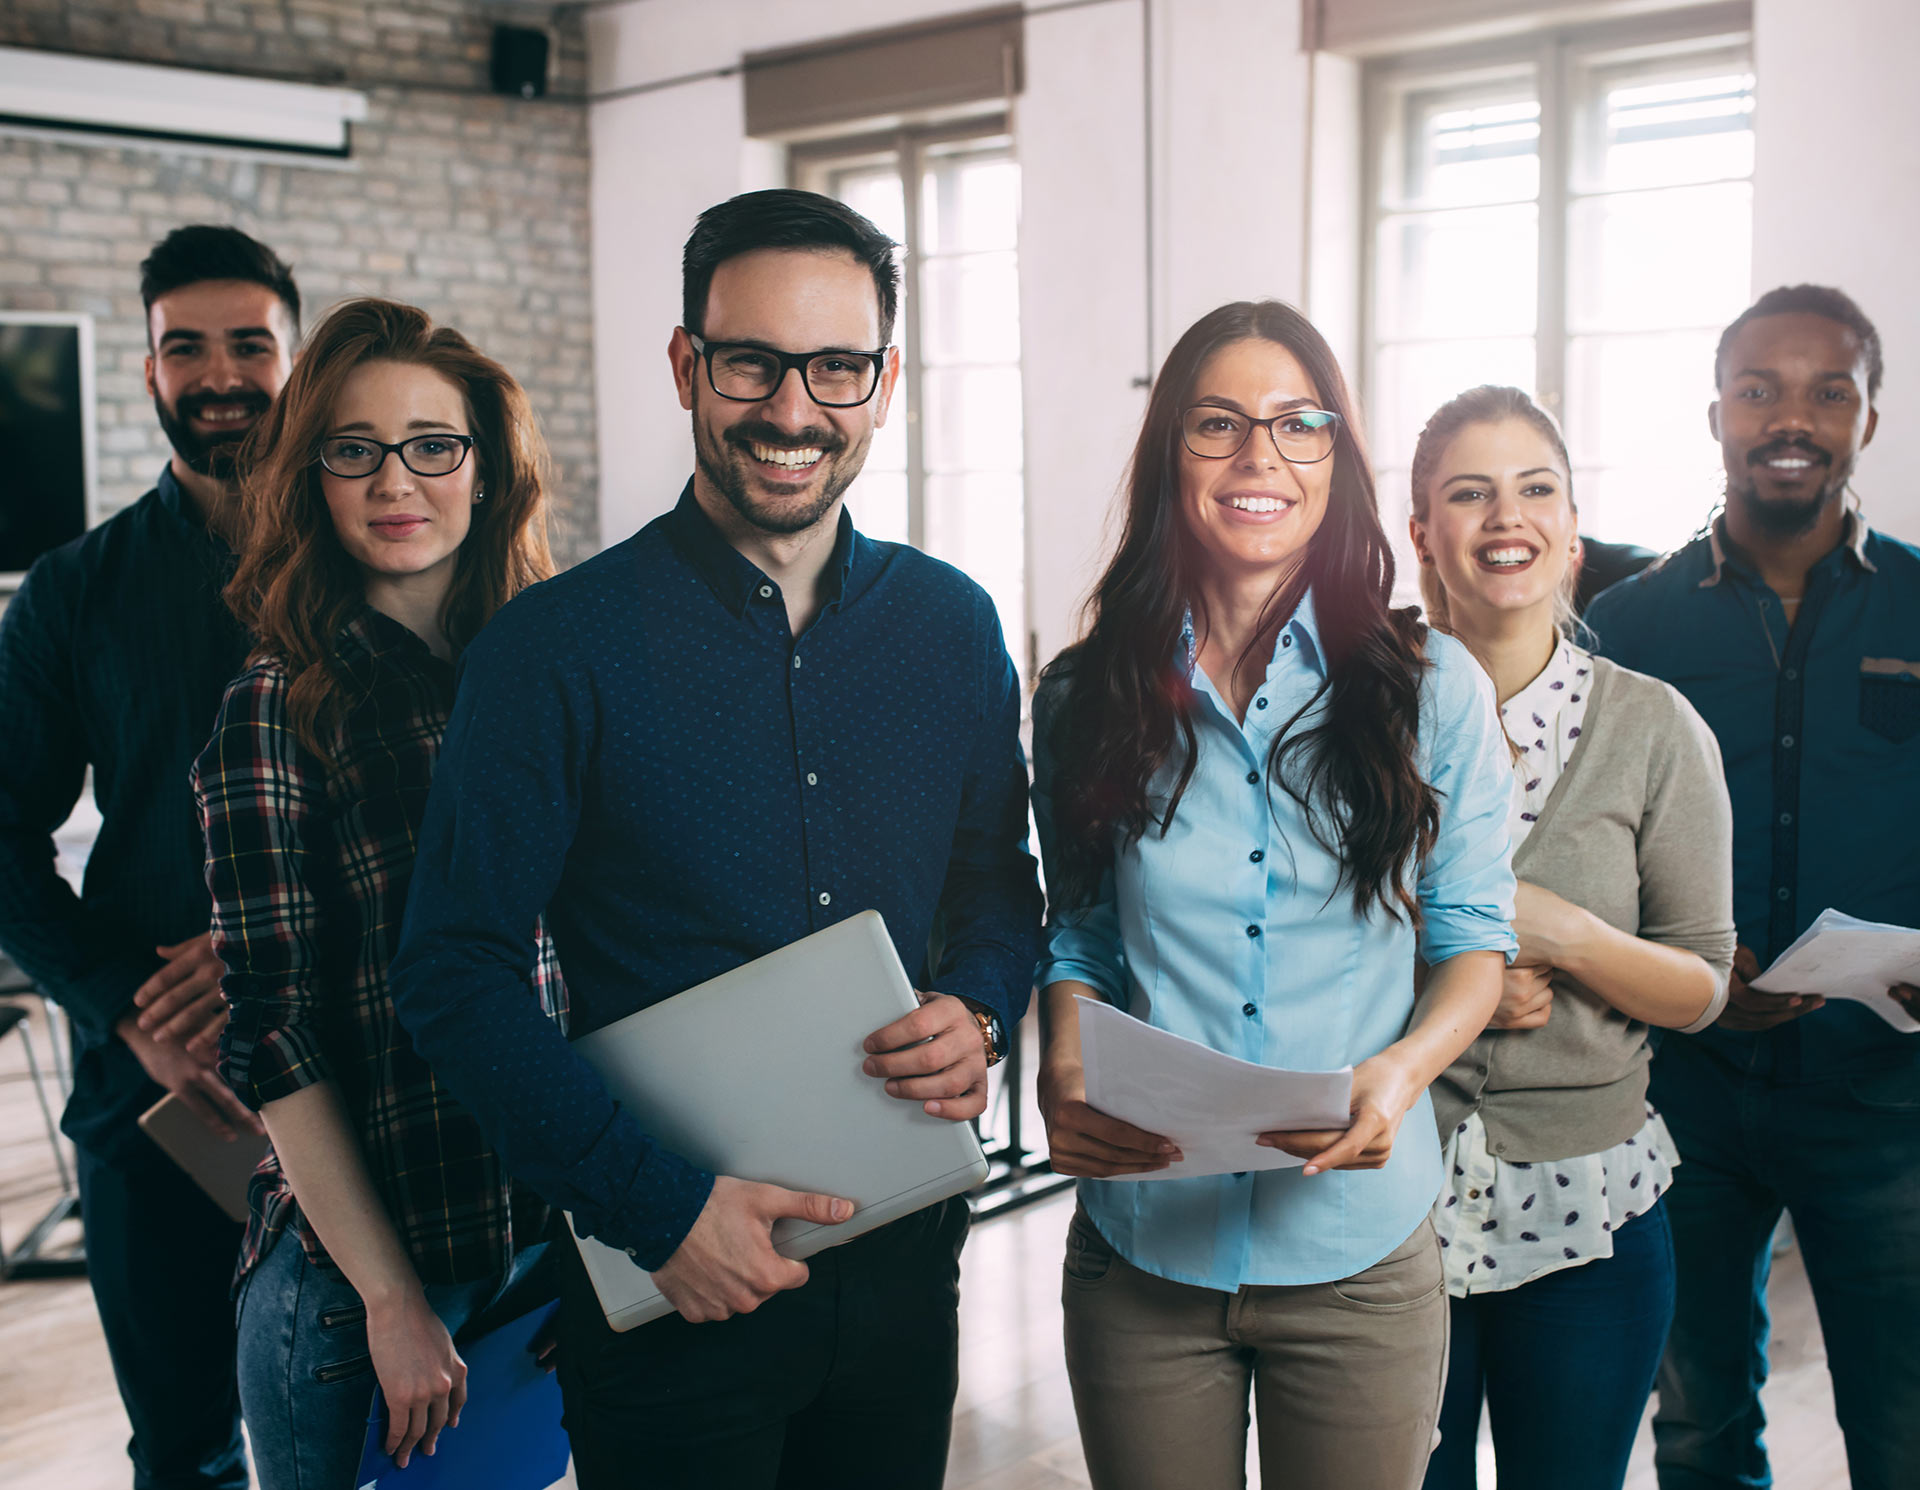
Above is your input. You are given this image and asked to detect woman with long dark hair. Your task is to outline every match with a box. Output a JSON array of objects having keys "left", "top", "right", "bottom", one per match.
[
  {"left": 1032, "top": 301, "right": 1517, "bottom": 1489},
  {"left": 193, "top": 299, "right": 564, "bottom": 1488},
  {"left": 1408, "top": 386, "right": 1733, "bottom": 1490}
]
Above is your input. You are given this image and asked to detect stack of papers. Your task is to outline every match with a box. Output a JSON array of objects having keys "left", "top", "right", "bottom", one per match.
[
  {"left": 1750, "top": 908, "right": 1920, "bottom": 1033},
  {"left": 1077, "top": 997, "right": 1353, "bottom": 1181}
]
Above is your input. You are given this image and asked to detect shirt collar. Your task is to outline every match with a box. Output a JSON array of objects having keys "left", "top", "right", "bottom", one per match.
[
  {"left": 338, "top": 604, "right": 439, "bottom": 667},
  {"left": 1700, "top": 501, "right": 1879, "bottom": 588},
  {"left": 664, "top": 479, "right": 861, "bottom": 618},
  {"left": 1179, "top": 587, "right": 1327, "bottom": 681},
  {"left": 1501, "top": 637, "right": 1585, "bottom": 727}
]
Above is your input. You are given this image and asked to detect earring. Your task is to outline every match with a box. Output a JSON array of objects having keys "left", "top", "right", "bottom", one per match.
[{"left": 473, "top": 485, "right": 486, "bottom": 504}]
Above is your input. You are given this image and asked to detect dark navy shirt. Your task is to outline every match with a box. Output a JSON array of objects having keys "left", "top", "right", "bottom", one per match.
[
  {"left": 389, "top": 485, "right": 1043, "bottom": 1267},
  {"left": 0, "top": 466, "right": 250, "bottom": 1156},
  {"left": 1585, "top": 513, "right": 1920, "bottom": 1081}
]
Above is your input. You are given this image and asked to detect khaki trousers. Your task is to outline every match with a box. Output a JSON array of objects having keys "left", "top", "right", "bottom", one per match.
[{"left": 1062, "top": 1207, "right": 1448, "bottom": 1490}]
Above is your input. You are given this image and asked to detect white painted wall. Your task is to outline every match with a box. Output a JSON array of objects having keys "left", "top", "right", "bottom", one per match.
[
  {"left": 1751, "top": 0, "right": 1920, "bottom": 544},
  {"left": 1019, "top": 1, "right": 1152, "bottom": 667}
]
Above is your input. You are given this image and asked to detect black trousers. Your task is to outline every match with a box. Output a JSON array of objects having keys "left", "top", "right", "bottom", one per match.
[
  {"left": 77, "top": 1136, "right": 248, "bottom": 1490},
  {"left": 556, "top": 1196, "right": 970, "bottom": 1490}
]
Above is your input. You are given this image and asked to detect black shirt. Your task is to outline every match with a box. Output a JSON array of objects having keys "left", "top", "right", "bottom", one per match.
[{"left": 0, "top": 465, "right": 250, "bottom": 1156}]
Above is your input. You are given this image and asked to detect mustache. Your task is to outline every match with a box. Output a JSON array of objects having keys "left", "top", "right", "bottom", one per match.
[
  {"left": 725, "top": 420, "right": 846, "bottom": 455},
  {"left": 1749, "top": 436, "right": 1830, "bottom": 467}
]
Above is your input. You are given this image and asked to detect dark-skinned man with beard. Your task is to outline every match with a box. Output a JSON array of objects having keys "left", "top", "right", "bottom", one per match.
[
  {"left": 388, "top": 190, "right": 1041, "bottom": 1490},
  {"left": 1586, "top": 285, "right": 1920, "bottom": 1490},
  {"left": 0, "top": 225, "right": 294, "bottom": 1490}
]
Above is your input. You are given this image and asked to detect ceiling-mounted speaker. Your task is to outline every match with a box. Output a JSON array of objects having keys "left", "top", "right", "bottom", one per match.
[{"left": 491, "top": 25, "right": 550, "bottom": 100}]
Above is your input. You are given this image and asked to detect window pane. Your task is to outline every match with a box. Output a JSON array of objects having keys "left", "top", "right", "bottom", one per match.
[
  {"left": 1565, "top": 329, "right": 1723, "bottom": 552},
  {"left": 1371, "top": 338, "right": 1537, "bottom": 469},
  {"left": 1578, "top": 466, "right": 1717, "bottom": 555},
  {"left": 1568, "top": 180, "right": 1752, "bottom": 335},
  {"left": 846, "top": 470, "right": 909, "bottom": 546},
  {"left": 1580, "top": 69, "right": 1755, "bottom": 192},
  {"left": 1376, "top": 204, "right": 1539, "bottom": 340},
  {"left": 921, "top": 149, "right": 1018, "bottom": 253},
  {"left": 922, "top": 366, "right": 1024, "bottom": 473},
  {"left": 926, "top": 471, "right": 1025, "bottom": 652},
  {"left": 832, "top": 164, "right": 908, "bottom": 245},
  {"left": 920, "top": 252, "right": 1020, "bottom": 364},
  {"left": 1399, "top": 90, "right": 1541, "bottom": 208}
]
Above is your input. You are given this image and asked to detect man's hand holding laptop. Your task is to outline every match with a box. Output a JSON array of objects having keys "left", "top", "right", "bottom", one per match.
[{"left": 651, "top": 990, "right": 991, "bottom": 1323}]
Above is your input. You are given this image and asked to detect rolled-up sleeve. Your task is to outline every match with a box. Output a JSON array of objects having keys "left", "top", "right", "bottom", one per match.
[
  {"left": 1029, "top": 676, "right": 1128, "bottom": 1000},
  {"left": 194, "top": 665, "right": 336, "bottom": 1109},
  {"left": 1415, "top": 637, "right": 1519, "bottom": 967}
]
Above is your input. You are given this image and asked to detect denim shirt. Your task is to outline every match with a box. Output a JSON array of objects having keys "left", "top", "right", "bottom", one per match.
[
  {"left": 1586, "top": 513, "right": 1920, "bottom": 1081},
  {"left": 1033, "top": 593, "right": 1517, "bottom": 1289}
]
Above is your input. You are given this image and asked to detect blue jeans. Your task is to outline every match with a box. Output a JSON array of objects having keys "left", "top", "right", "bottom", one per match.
[
  {"left": 234, "top": 1235, "right": 548, "bottom": 1490},
  {"left": 1649, "top": 1035, "right": 1920, "bottom": 1490},
  {"left": 1424, "top": 1201, "right": 1675, "bottom": 1490}
]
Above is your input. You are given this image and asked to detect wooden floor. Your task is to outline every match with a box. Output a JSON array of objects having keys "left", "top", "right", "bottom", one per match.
[{"left": 0, "top": 995, "right": 1849, "bottom": 1489}]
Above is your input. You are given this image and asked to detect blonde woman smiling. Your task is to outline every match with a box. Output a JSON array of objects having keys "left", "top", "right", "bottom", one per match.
[{"left": 1407, "top": 386, "right": 1736, "bottom": 1490}]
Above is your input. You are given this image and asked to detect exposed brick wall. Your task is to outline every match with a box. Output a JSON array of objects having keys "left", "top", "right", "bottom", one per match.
[{"left": 0, "top": 1, "right": 599, "bottom": 564}]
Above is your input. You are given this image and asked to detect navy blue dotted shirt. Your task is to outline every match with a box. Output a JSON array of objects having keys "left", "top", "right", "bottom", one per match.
[{"left": 389, "top": 483, "right": 1043, "bottom": 1267}]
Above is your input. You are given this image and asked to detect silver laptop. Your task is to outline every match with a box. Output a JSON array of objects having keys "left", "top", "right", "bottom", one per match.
[{"left": 565, "top": 911, "right": 990, "bottom": 1330}]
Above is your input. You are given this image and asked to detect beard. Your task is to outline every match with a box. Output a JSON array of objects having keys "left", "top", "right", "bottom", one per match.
[
  {"left": 693, "top": 413, "right": 870, "bottom": 537},
  {"left": 153, "top": 388, "right": 272, "bottom": 479},
  {"left": 1726, "top": 436, "right": 1855, "bottom": 541}
]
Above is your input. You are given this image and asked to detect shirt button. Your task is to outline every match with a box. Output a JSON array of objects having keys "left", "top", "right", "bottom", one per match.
[
  {"left": 758, "top": 584, "right": 773, "bottom": 598},
  {"left": 1249, "top": 849, "right": 1264, "bottom": 863},
  {"left": 793, "top": 655, "right": 804, "bottom": 669},
  {"left": 1468, "top": 1188, "right": 1481, "bottom": 1200},
  {"left": 624, "top": 1247, "right": 638, "bottom": 1258},
  {"left": 806, "top": 772, "right": 819, "bottom": 786},
  {"left": 1784, "top": 667, "right": 1799, "bottom": 681},
  {"left": 1255, "top": 697, "right": 1269, "bottom": 710},
  {"left": 1281, "top": 634, "right": 1293, "bottom": 648},
  {"left": 1246, "top": 770, "right": 1260, "bottom": 785},
  {"left": 819, "top": 891, "right": 832, "bottom": 906},
  {"left": 1246, "top": 924, "right": 1261, "bottom": 939},
  {"left": 1779, "top": 811, "right": 1792, "bottom": 826},
  {"left": 1241, "top": 1002, "right": 1257, "bottom": 1017},
  {"left": 1776, "top": 887, "right": 1791, "bottom": 902},
  {"left": 1780, "top": 734, "right": 1795, "bottom": 748}
]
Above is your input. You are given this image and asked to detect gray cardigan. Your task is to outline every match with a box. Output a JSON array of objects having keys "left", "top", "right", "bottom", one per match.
[{"left": 1431, "top": 656, "right": 1736, "bottom": 1162}]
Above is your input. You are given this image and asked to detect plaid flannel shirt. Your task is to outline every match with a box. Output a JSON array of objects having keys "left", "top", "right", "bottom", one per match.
[{"left": 195, "top": 607, "right": 566, "bottom": 1289}]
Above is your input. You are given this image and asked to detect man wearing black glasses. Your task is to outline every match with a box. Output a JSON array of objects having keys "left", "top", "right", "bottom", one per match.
[
  {"left": 390, "top": 189, "right": 1042, "bottom": 1489},
  {"left": 0, "top": 225, "right": 292, "bottom": 1489}
]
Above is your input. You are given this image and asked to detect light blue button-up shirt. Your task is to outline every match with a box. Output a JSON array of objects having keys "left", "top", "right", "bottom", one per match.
[{"left": 1032, "top": 591, "right": 1517, "bottom": 1289}]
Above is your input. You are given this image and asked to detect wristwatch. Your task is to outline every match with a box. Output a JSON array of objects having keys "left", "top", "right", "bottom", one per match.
[{"left": 967, "top": 1005, "right": 1007, "bottom": 1068}]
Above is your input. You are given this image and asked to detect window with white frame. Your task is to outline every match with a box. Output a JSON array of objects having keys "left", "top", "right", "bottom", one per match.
[
  {"left": 795, "top": 126, "right": 1027, "bottom": 681},
  {"left": 1365, "top": 18, "right": 1755, "bottom": 581}
]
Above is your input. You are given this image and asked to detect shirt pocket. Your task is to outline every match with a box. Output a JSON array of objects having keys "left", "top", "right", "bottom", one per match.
[{"left": 1858, "top": 662, "right": 1920, "bottom": 744}]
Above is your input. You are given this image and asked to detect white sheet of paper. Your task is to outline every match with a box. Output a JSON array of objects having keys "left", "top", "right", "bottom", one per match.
[
  {"left": 1749, "top": 907, "right": 1920, "bottom": 1033},
  {"left": 1077, "top": 996, "right": 1353, "bottom": 1182}
]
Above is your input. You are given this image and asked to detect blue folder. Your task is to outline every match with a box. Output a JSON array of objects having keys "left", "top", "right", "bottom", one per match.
[{"left": 354, "top": 1301, "right": 569, "bottom": 1490}]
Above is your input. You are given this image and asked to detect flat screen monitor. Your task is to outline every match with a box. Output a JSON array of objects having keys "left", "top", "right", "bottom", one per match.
[{"left": 0, "top": 313, "right": 96, "bottom": 589}]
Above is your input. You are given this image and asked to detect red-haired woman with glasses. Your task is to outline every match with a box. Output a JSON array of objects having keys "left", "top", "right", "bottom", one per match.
[{"left": 192, "top": 299, "right": 564, "bottom": 1489}]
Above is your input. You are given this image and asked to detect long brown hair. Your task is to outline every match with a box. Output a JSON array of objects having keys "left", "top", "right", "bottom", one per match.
[
  {"left": 1408, "top": 384, "right": 1579, "bottom": 645},
  {"left": 1042, "top": 300, "right": 1438, "bottom": 924},
  {"left": 225, "top": 297, "right": 555, "bottom": 755}
]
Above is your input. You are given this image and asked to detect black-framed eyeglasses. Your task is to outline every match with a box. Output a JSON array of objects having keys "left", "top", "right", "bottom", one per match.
[
  {"left": 1181, "top": 405, "right": 1341, "bottom": 464},
  {"left": 316, "top": 433, "right": 476, "bottom": 479},
  {"left": 688, "top": 333, "right": 889, "bottom": 408}
]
